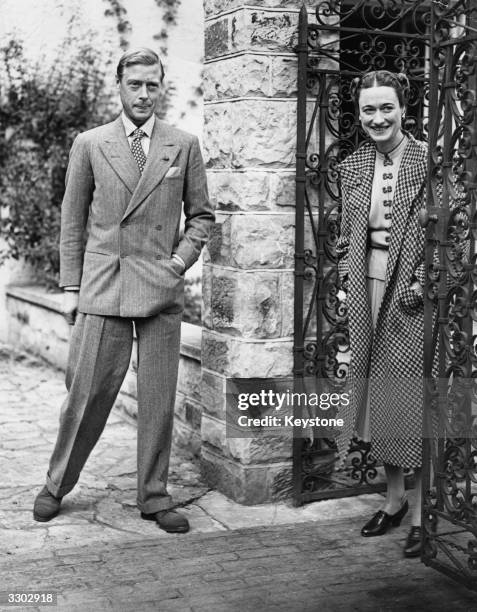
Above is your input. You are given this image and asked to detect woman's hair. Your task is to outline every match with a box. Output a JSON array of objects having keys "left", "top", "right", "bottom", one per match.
[{"left": 350, "top": 70, "right": 410, "bottom": 108}]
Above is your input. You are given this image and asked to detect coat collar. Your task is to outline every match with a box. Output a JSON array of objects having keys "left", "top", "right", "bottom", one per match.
[
  {"left": 338, "top": 133, "right": 427, "bottom": 181},
  {"left": 98, "top": 116, "right": 181, "bottom": 218}
]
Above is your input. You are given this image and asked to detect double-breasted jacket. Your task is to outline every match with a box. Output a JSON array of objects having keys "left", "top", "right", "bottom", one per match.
[{"left": 59, "top": 115, "right": 215, "bottom": 318}]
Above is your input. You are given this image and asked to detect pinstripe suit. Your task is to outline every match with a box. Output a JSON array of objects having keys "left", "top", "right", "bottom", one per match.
[{"left": 45, "top": 115, "right": 214, "bottom": 513}]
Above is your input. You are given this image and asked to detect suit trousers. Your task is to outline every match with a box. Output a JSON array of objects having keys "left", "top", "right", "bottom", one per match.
[{"left": 46, "top": 310, "right": 182, "bottom": 514}]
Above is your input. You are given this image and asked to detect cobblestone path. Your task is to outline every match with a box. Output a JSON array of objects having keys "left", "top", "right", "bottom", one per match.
[{"left": 0, "top": 347, "right": 475, "bottom": 611}]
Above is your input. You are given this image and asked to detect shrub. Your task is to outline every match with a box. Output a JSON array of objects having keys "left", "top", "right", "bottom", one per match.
[
  {"left": 183, "top": 276, "right": 202, "bottom": 325},
  {"left": 0, "top": 18, "right": 201, "bottom": 325},
  {"left": 0, "top": 36, "right": 112, "bottom": 288}
]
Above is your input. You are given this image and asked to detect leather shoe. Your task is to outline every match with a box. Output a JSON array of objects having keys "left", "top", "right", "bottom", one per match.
[
  {"left": 361, "top": 500, "right": 408, "bottom": 537},
  {"left": 33, "top": 486, "right": 62, "bottom": 522},
  {"left": 404, "top": 526, "right": 422, "bottom": 558},
  {"left": 141, "top": 509, "right": 189, "bottom": 533}
]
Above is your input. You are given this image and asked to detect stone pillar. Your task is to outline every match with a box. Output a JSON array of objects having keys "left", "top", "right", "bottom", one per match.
[{"left": 201, "top": 0, "right": 311, "bottom": 503}]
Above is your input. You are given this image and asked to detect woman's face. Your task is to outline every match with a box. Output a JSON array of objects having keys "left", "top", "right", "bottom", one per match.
[{"left": 358, "top": 85, "right": 404, "bottom": 151}]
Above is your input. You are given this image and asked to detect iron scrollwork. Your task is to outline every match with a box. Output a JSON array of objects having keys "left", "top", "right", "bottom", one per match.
[
  {"left": 421, "top": 0, "right": 477, "bottom": 590},
  {"left": 295, "top": 1, "right": 477, "bottom": 590},
  {"left": 294, "top": 0, "right": 431, "bottom": 502}
]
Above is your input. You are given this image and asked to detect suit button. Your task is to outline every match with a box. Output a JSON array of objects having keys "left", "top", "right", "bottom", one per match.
[
  {"left": 155, "top": 255, "right": 161, "bottom": 260},
  {"left": 156, "top": 224, "right": 162, "bottom": 230}
]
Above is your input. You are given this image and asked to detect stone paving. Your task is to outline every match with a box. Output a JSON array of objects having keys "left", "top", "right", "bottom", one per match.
[{"left": 0, "top": 346, "right": 476, "bottom": 611}]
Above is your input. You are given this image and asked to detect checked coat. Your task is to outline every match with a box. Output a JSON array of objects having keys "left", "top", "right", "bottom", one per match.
[{"left": 335, "top": 135, "right": 429, "bottom": 468}]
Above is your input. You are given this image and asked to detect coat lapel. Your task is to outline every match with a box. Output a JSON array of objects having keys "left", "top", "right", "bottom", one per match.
[
  {"left": 340, "top": 143, "right": 375, "bottom": 376},
  {"left": 339, "top": 143, "right": 375, "bottom": 215},
  {"left": 385, "top": 137, "right": 427, "bottom": 284},
  {"left": 99, "top": 116, "right": 140, "bottom": 194},
  {"left": 121, "top": 118, "right": 180, "bottom": 221}
]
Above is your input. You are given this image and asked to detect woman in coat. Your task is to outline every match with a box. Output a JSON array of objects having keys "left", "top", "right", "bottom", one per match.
[{"left": 335, "top": 70, "right": 428, "bottom": 558}]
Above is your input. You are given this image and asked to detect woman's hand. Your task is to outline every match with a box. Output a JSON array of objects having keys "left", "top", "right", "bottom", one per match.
[{"left": 398, "top": 282, "right": 423, "bottom": 314}]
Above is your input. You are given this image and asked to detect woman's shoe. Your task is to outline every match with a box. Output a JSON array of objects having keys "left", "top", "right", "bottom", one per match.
[
  {"left": 361, "top": 500, "right": 409, "bottom": 537},
  {"left": 404, "top": 526, "right": 422, "bottom": 558}
]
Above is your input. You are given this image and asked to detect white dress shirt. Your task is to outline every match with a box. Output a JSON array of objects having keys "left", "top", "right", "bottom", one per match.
[{"left": 121, "top": 111, "right": 155, "bottom": 156}]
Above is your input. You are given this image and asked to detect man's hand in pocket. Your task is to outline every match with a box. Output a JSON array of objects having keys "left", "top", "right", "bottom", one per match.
[{"left": 62, "top": 290, "right": 79, "bottom": 325}]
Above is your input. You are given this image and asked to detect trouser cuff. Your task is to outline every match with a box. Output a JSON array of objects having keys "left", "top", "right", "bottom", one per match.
[
  {"left": 46, "top": 472, "right": 76, "bottom": 498},
  {"left": 138, "top": 495, "right": 173, "bottom": 514}
]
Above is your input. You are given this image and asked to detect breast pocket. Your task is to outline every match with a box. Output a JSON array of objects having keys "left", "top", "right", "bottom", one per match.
[{"left": 164, "top": 166, "right": 183, "bottom": 180}]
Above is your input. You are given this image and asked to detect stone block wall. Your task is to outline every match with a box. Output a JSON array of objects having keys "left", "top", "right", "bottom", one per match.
[{"left": 201, "top": 0, "right": 310, "bottom": 503}]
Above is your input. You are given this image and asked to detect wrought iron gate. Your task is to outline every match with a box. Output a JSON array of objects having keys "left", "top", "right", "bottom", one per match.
[
  {"left": 421, "top": 0, "right": 477, "bottom": 591},
  {"left": 294, "top": 0, "right": 477, "bottom": 589},
  {"left": 294, "top": 0, "right": 477, "bottom": 590},
  {"left": 294, "top": 0, "right": 431, "bottom": 502}
]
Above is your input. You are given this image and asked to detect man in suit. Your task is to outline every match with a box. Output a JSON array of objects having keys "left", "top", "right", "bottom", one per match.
[{"left": 33, "top": 48, "right": 214, "bottom": 533}]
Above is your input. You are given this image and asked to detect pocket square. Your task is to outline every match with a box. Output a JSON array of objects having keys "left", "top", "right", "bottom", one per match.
[{"left": 165, "top": 166, "right": 181, "bottom": 178}]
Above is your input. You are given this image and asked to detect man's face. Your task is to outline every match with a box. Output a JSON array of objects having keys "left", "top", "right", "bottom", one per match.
[{"left": 117, "top": 63, "right": 163, "bottom": 126}]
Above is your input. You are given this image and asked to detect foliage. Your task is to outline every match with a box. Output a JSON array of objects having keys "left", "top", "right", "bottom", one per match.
[
  {"left": 183, "top": 276, "right": 202, "bottom": 325},
  {"left": 102, "top": 0, "right": 178, "bottom": 120},
  {"left": 103, "top": 0, "right": 132, "bottom": 50},
  {"left": 0, "top": 35, "right": 112, "bottom": 288},
  {"left": 153, "top": 0, "right": 182, "bottom": 57},
  {"left": 0, "top": 0, "right": 197, "bottom": 298}
]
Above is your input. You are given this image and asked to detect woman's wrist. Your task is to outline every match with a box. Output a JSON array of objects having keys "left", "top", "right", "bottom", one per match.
[{"left": 410, "top": 280, "right": 423, "bottom": 297}]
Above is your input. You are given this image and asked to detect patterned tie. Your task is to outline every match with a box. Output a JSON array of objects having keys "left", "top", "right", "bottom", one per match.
[{"left": 131, "top": 128, "right": 147, "bottom": 173}]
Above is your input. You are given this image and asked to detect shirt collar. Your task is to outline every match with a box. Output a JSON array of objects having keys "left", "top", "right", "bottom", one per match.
[{"left": 121, "top": 111, "right": 155, "bottom": 138}]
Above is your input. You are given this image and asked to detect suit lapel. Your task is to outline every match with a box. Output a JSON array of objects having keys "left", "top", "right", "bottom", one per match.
[
  {"left": 122, "top": 118, "right": 180, "bottom": 221},
  {"left": 99, "top": 116, "right": 140, "bottom": 193},
  {"left": 385, "top": 137, "right": 427, "bottom": 284}
]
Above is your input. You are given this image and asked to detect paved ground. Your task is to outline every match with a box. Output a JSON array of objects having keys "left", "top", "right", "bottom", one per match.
[{"left": 0, "top": 346, "right": 476, "bottom": 611}]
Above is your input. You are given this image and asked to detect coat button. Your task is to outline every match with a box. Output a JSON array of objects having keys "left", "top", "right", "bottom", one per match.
[
  {"left": 156, "top": 224, "right": 162, "bottom": 230},
  {"left": 385, "top": 235, "right": 390, "bottom": 243},
  {"left": 384, "top": 212, "right": 392, "bottom": 220},
  {"left": 155, "top": 255, "right": 162, "bottom": 260}
]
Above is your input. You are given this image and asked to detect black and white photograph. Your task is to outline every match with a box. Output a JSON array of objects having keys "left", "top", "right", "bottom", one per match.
[{"left": 0, "top": 0, "right": 476, "bottom": 610}]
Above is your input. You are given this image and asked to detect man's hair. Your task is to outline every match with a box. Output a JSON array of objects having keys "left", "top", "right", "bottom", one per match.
[{"left": 116, "top": 48, "right": 164, "bottom": 82}]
